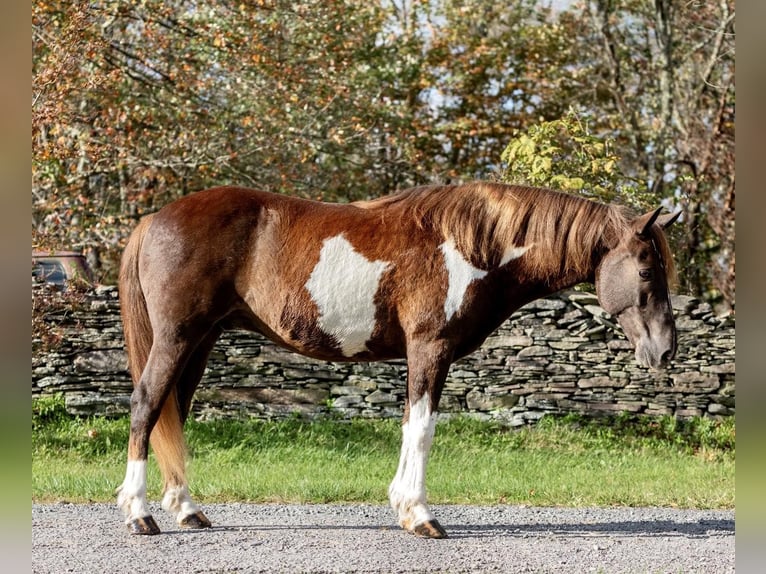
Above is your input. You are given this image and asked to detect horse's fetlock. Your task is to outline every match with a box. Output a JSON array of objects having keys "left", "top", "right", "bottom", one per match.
[
  {"left": 161, "top": 484, "right": 201, "bottom": 522},
  {"left": 161, "top": 489, "right": 179, "bottom": 514},
  {"left": 116, "top": 489, "right": 129, "bottom": 513}
]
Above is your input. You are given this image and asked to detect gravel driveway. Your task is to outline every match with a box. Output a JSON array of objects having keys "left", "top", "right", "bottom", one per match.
[{"left": 33, "top": 502, "right": 734, "bottom": 573}]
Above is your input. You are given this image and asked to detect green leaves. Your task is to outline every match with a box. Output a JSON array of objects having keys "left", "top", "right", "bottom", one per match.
[{"left": 500, "top": 108, "right": 652, "bottom": 210}]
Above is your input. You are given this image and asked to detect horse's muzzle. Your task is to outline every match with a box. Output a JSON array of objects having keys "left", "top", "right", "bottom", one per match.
[{"left": 635, "top": 342, "right": 675, "bottom": 371}]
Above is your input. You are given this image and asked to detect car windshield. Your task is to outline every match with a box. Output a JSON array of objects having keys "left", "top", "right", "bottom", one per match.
[{"left": 34, "top": 261, "right": 67, "bottom": 286}]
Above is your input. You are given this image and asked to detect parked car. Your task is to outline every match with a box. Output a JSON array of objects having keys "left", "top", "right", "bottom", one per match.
[{"left": 33, "top": 250, "right": 94, "bottom": 289}]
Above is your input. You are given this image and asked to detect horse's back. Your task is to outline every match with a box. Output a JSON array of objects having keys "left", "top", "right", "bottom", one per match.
[{"left": 134, "top": 187, "right": 408, "bottom": 359}]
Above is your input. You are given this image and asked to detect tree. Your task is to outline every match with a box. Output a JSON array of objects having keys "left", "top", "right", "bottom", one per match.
[
  {"left": 33, "top": 0, "right": 734, "bottom": 307},
  {"left": 500, "top": 0, "right": 735, "bottom": 308},
  {"left": 500, "top": 108, "right": 652, "bottom": 210},
  {"left": 34, "top": 1, "right": 404, "bottom": 278},
  {"left": 379, "top": 0, "right": 582, "bottom": 181},
  {"left": 573, "top": 0, "right": 735, "bottom": 308},
  {"left": 33, "top": 0, "right": 575, "bottom": 281}
]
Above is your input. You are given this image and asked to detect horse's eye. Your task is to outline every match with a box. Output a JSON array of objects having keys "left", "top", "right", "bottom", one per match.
[{"left": 639, "top": 269, "right": 653, "bottom": 281}]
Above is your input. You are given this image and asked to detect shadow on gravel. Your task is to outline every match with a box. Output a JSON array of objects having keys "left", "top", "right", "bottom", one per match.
[
  {"left": 154, "top": 524, "right": 392, "bottom": 536},
  {"left": 445, "top": 519, "right": 735, "bottom": 540},
  {"left": 150, "top": 518, "right": 734, "bottom": 540}
]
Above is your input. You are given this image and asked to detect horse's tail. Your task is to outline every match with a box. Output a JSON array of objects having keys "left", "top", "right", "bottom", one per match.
[
  {"left": 119, "top": 214, "right": 186, "bottom": 487},
  {"left": 119, "top": 215, "right": 154, "bottom": 387}
]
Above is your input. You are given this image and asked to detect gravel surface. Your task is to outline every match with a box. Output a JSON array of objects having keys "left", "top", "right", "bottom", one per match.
[{"left": 33, "top": 503, "right": 734, "bottom": 573}]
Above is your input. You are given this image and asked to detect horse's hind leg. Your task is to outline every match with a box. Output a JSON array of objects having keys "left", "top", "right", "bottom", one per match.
[
  {"left": 117, "top": 328, "right": 207, "bottom": 535},
  {"left": 158, "top": 329, "right": 220, "bottom": 529}
]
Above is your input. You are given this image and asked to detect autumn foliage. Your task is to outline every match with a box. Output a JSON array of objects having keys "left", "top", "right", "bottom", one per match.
[{"left": 32, "top": 0, "right": 734, "bottom": 309}]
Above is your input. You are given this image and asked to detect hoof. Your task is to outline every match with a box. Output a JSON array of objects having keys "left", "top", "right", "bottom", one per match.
[
  {"left": 412, "top": 519, "right": 448, "bottom": 539},
  {"left": 127, "top": 515, "right": 161, "bottom": 535},
  {"left": 179, "top": 511, "right": 212, "bottom": 529}
]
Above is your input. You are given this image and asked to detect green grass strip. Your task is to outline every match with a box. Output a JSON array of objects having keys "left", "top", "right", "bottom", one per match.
[{"left": 32, "top": 395, "right": 734, "bottom": 508}]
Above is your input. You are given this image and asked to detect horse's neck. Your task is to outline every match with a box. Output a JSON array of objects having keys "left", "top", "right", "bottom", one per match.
[
  {"left": 511, "top": 241, "right": 603, "bottom": 296},
  {"left": 545, "top": 264, "right": 598, "bottom": 294}
]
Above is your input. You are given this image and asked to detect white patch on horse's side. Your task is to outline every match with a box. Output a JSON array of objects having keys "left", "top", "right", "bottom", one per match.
[
  {"left": 500, "top": 243, "right": 532, "bottom": 266},
  {"left": 116, "top": 460, "right": 151, "bottom": 522},
  {"left": 161, "top": 485, "right": 202, "bottom": 524},
  {"left": 305, "top": 234, "right": 390, "bottom": 357},
  {"left": 440, "top": 239, "right": 488, "bottom": 321},
  {"left": 388, "top": 394, "right": 438, "bottom": 529}
]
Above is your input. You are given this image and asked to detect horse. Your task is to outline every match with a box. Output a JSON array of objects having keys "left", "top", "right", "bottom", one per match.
[{"left": 116, "top": 181, "right": 680, "bottom": 538}]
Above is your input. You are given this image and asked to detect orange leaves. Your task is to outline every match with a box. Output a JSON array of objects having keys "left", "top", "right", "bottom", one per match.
[{"left": 37, "top": 0, "right": 678, "bottom": 283}]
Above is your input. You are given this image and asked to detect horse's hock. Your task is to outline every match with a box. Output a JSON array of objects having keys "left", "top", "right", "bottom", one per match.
[{"left": 32, "top": 285, "right": 735, "bottom": 423}]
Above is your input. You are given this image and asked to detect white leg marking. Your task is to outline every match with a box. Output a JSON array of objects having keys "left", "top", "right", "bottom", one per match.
[
  {"left": 389, "top": 395, "right": 438, "bottom": 530},
  {"left": 440, "top": 239, "right": 488, "bottom": 321},
  {"left": 161, "top": 485, "right": 202, "bottom": 523},
  {"left": 500, "top": 243, "right": 532, "bottom": 266},
  {"left": 117, "top": 460, "right": 151, "bottom": 522},
  {"left": 305, "top": 234, "right": 390, "bottom": 356}
]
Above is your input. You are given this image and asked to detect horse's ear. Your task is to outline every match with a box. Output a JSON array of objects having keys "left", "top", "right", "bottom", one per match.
[
  {"left": 656, "top": 211, "right": 681, "bottom": 229},
  {"left": 636, "top": 207, "right": 663, "bottom": 237}
]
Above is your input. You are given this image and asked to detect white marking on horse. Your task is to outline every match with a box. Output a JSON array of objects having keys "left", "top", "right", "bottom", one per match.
[
  {"left": 161, "top": 485, "right": 202, "bottom": 523},
  {"left": 440, "top": 239, "right": 488, "bottom": 321},
  {"left": 389, "top": 394, "right": 438, "bottom": 529},
  {"left": 305, "top": 234, "right": 390, "bottom": 356},
  {"left": 117, "top": 460, "right": 151, "bottom": 522},
  {"left": 500, "top": 243, "right": 532, "bottom": 266}
]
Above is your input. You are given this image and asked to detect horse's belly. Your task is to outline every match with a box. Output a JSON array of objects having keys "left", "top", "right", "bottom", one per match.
[{"left": 275, "top": 316, "right": 401, "bottom": 362}]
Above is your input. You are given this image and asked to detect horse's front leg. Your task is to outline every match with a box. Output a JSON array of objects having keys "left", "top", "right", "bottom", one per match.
[{"left": 389, "top": 341, "right": 451, "bottom": 538}]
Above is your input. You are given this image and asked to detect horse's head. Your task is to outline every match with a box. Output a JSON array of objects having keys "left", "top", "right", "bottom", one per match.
[{"left": 595, "top": 207, "right": 681, "bottom": 370}]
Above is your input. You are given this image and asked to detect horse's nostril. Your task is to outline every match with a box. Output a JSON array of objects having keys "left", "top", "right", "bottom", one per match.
[{"left": 661, "top": 349, "right": 673, "bottom": 364}]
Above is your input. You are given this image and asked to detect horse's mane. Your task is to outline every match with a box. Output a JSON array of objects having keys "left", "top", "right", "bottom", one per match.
[{"left": 356, "top": 182, "right": 676, "bottom": 285}]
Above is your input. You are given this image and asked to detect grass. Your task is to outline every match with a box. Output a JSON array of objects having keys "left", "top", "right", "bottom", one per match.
[{"left": 32, "top": 394, "right": 734, "bottom": 508}]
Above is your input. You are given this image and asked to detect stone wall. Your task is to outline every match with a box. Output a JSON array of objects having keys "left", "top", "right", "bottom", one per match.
[{"left": 32, "top": 285, "right": 735, "bottom": 425}]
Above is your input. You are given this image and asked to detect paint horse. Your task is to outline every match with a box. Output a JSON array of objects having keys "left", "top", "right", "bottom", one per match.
[{"left": 117, "top": 182, "right": 680, "bottom": 538}]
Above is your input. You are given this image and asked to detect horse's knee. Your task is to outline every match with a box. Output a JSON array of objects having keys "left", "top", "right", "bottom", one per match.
[{"left": 128, "top": 382, "right": 175, "bottom": 459}]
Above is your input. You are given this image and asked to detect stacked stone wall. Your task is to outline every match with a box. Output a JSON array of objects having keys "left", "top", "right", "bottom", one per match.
[{"left": 32, "top": 285, "right": 735, "bottom": 425}]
